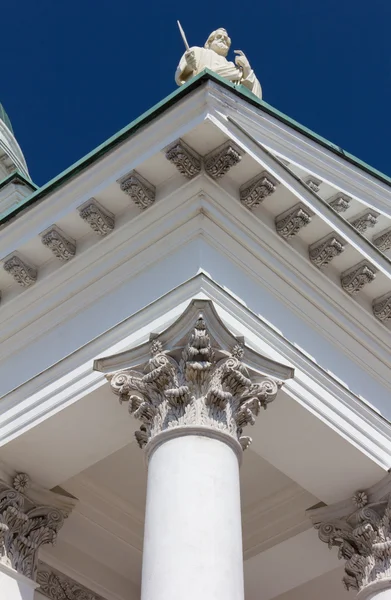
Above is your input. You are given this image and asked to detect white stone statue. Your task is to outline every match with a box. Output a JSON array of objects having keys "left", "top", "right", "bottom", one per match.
[{"left": 175, "top": 27, "right": 262, "bottom": 100}]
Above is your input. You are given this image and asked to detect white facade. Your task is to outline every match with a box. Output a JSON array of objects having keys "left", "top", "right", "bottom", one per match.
[{"left": 0, "top": 72, "right": 391, "bottom": 600}]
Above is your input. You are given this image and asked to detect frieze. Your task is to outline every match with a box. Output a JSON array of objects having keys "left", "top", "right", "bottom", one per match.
[
  {"left": 37, "top": 562, "right": 107, "bottom": 600},
  {"left": 118, "top": 170, "right": 156, "bottom": 210}
]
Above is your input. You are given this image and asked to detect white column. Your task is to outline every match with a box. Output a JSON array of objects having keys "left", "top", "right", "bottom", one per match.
[
  {"left": 98, "top": 301, "right": 289, "bottom": 600},
  {"left": 0, "top": 563, "right": 38, "bottom": 600},
  {"left": 141, "top": 432, "right": 244, "bottom": 600},
  {"left": 358, "top": 581, "right": 391, "bottom": 600}
]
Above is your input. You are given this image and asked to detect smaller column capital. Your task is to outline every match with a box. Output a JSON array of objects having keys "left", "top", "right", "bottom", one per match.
[{"left": 308, "top": 473, "right": 391, "bottom": 595}]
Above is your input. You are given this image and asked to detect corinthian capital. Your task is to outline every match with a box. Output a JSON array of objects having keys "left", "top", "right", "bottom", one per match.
[
  {"left": 308, "top": 474, "right": 391, "bottom": 597},
  {"left": 94, "top": 300, "right": 293, "bottom": 455},
  {"left": 0, "top": 468, "right": 76, "bottom": 581}
]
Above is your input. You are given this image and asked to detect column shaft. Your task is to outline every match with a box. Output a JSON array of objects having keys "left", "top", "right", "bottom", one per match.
[
  {"left": 0, "top": 563, "right": 38, "bottom": 600},
  {"left": 141, "top": 434, "right": 244, "bottom": 600}
]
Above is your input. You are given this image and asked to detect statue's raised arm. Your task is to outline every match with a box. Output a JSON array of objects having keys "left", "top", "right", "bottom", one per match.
[{"left": 175, "top": 28, "right": 262, "bottom": 100}]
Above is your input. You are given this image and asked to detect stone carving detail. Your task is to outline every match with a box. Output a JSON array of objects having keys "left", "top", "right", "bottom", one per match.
[
  {"left": 3, "top": 253, "right": 37, "bottom": 287},
  {"left": 328, "top": 194, "right": 351, "bottom": 213},
  {"left": 78, "top": 199, "right": 115, "bottom": 236},
  {"left": 350, "top": 211, "right": 378, "bottom": 234},
  {"left": 239, "top": 173, "right": 276, "bottom": 210},
  {"left": 0, "top": 475, "right": 65, "bottom": 580},
  {"left": 118, "top": 170, "right": 156, "bottom": 210},
  {"left": 372, "top": 293, "right": 391, "bottom": 322},
  {"left": 275, "top": 204, "right": 312, "bottom": 238},
  {"left": 41, "top": 225, "right": 76, "bottom": 262},
  {"left": 305, "top": 179, "right": 321, "bottom": 193},
  {"left": 309, "top": 236, "right": 345, "bottom": 269},
  {"left": 165, "top": 139, "right": 202, "bottom": 179},
  {"left": 96, "top": 301, "right": 293, "bottom": 454},
  {"left": 341, "top": 262, "right": 377, "bottom": 295},
  {"left": 204, "top": 141, "right": 242, "bottom": 179},
  {"left": 37, "top": 562, "right": 106, "bottom": 600},
  {"left": 373, "top": 228, "right": 391, "bottom": 253},
  {"left": 308, "top": 475, "right": 391, "bottom": 594}
]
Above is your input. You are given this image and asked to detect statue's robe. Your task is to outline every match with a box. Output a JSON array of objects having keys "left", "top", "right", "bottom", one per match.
[{"left": 175, "top": 46, "right": 262, "bottom": 100}]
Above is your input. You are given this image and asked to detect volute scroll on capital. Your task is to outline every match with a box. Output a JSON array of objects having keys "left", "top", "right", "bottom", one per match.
[
  {"left": 94, "top": 300, "right": 293, "bottom": 456},
  {"left": 308, "top": 473, "right": 391, "bottom": 596}
]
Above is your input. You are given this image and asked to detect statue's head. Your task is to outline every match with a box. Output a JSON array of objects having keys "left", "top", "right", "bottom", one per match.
[{"left": 204, "top": 28, "right": 231, "bottom": 57}]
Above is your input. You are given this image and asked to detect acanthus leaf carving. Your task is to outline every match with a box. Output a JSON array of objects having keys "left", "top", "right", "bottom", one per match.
[
  {"left": 373, "top": 228, "right": 391, "bottom": 253},
  {"left": 305, "top": 179, "right": 321, "bottom": 194},
  {"left": 118, "top": 170, "right": 156, "bottom": 210},
  {"left": 3, "top": 253, "right": 37, "bottom": 287},
  {"left": 164, "top": 139, "right": 202, "bottom": 179},
  {"left": 341, "top": 261, "right": 377, "bottom": 295},
  {"left": 308, "top": 474, "right": 391, "bottom": 595},
  {"left": 372, "top": 293, "right": 391, "bottom": 322},
  {"left": 204, "top": 141, "right": 242, "bottom": 179},
  {"left": 350, "top": 210, "right": 378, "bottom": 234},
  {"left": 103, "top": 307, "right": 287, "bottom": 453},
  {"left": 41, "top": 225, "right": 76, "bottom": 262},
  {"left": 275, "top": 203, "right": 312, "bottom": 238},
  {"left": 37, "top": 562, "right": 107, "bottom": 600},
  {"left": 240, "top": 173, "right": 276, "bottom": 210},
  {"left": 309, "top": 235, "right": 345, "bottom": 269},
  {"left": 328, "top": 194, "right": 351, "bottom": 213},
  {"left": 78, "top": 199, "right": 115, "bottom": 236},
  {"left": 0, "top": 475, "right": 67, "bottom": 580}
]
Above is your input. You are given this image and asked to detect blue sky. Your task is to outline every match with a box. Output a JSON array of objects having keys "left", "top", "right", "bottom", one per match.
[{"left": 3, "top": 0, "right": 391, "bottom": 185}]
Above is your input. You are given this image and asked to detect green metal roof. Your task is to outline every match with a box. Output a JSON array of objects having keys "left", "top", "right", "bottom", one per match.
[
  {"left": 0, "top": 104, "right": 13, "bottom": 134},
  {"left": 1, "top": 70, "right": 390, "bottom": 226}
]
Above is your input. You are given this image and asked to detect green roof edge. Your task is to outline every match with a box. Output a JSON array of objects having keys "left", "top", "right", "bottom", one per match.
[
  {"left": 1, "top": 70, "right": 390, "bottom": 226},
  {"left": 0, "top": 170, "right": 37, "bottom": 194}
]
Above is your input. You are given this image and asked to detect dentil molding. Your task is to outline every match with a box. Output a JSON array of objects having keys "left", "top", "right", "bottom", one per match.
[{"left": 94, "top": 299, "right": 293, "bottom": 454}]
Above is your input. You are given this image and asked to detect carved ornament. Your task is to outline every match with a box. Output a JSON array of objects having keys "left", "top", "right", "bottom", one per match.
[
  {"left": 165, "top": 139, "right": 202, "bottom": 179},
  {"left": 78, "top": 199, "right": 115, "bottom": 236},
  {"left": 239, "top": 173, "right": 276, "bottom": 210},
  {"left": 328, "top": 194, "right": 351, "bottom": 213},
  {"left": 373, "top": 228, "right": 391, "bottom": 253},
  {"left": 372, "top": 293, "right": 391, "bottom": 322},
  {"left": 0, "top": 473, "right": 74, "bottom": 580},
  {"left": 275, "top": 203, "right": 312, "bottom": 239},
  {"left": 37, "top": 562, "right": 106, "bottom": 600},
  {"left": 94, "top": 300, "right": 293, "bottom": 455},
  {"left": 305, "top": 179, "right": 321, "bottom": 193},
  {"left": 350, "top": 211, "right": 378, "bottom": 234},
  {"left": 118, "top": 170, "right": 155, "bottom": 210},
  {"left": 3, "top": 253, "right": 37, "bottom": 287},
  {"left": 341, "top": 261, "right": 377, "bottom": 295},
  {"left": 41, "top": 225, "right": 76, "bottom": 262},
  {"left": 308, "top": 474, "right": 391, "bottom": 596},
  {"left": 309, "top": 235, "right": 345, "bottom": 269},
  {"left": 204, "top": 141, "right": 242, "bottom": 179}
]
